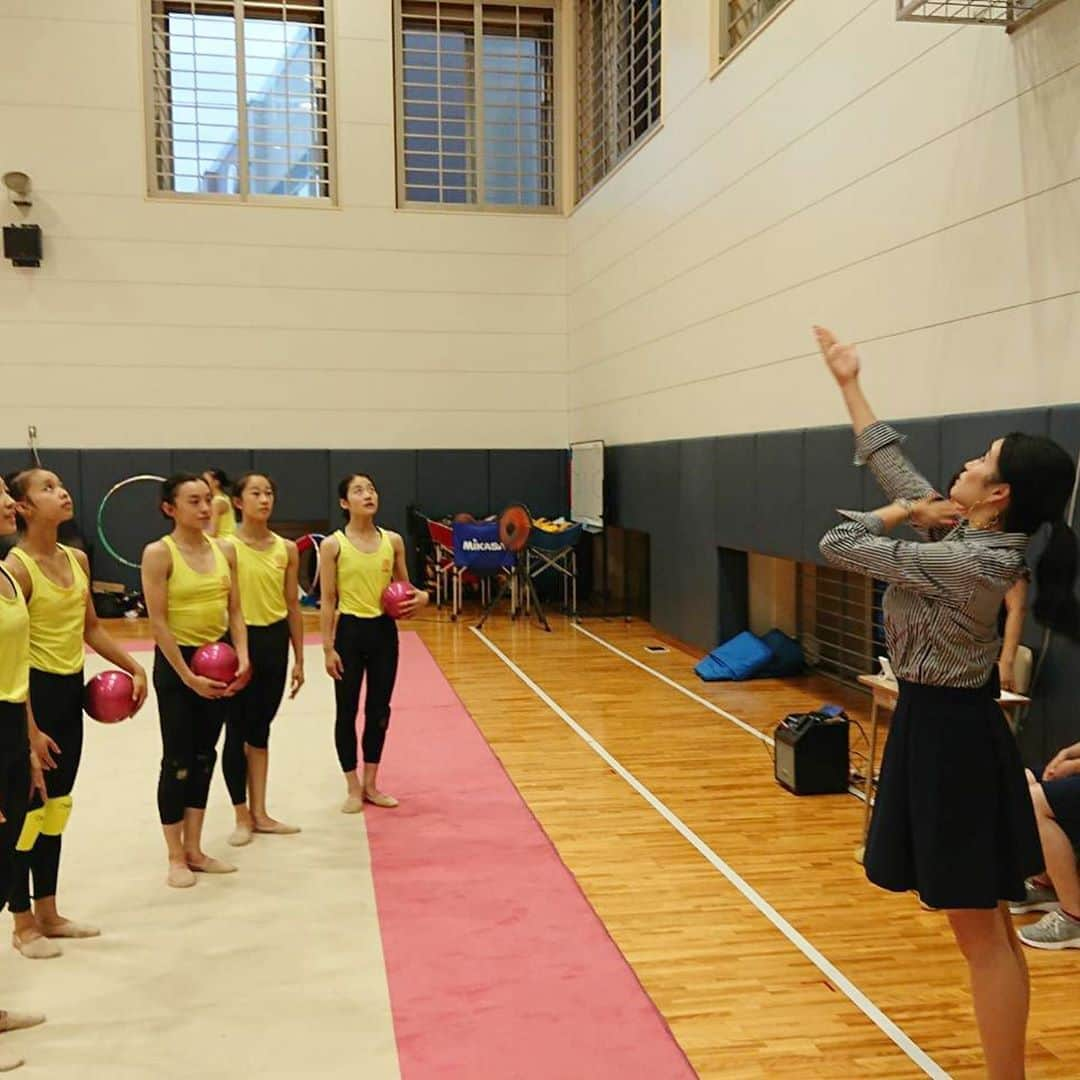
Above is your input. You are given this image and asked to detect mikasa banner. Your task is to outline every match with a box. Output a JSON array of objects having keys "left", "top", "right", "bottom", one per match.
[{"left": 452, "top": 522, "right": 515, "bottom": 572}]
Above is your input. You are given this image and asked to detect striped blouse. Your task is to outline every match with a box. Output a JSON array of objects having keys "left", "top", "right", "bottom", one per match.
[{"left": 819, "top": 421, "right": 1028, "bottom": 689}]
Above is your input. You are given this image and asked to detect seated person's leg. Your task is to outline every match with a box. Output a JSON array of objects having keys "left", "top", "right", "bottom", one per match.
[{"left": 1016, "top": 776, "right": 1080, "bottom": 949}]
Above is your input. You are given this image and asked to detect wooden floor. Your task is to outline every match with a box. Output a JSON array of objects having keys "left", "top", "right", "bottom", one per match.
[{"left": 114, "top": 610, "right": 1079, "bottom": 1077}]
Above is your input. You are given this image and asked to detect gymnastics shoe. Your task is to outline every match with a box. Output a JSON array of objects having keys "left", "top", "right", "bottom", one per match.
[
  {"left": 167, "top": 863, "right": 196, "bottom": 889},
  {"left": 11, "top": 934, "right": 61, "bottom": 960},
  {"left": 0, "top": 1012, "right": 44, "bottom": 1033},
  {"left": 363, "top": 790, "right": 399, "bottom": 809},
  {"left": 41, "top": 920, "right": 99, "bottom": 940},
  {"left": 188, "top": 856, "right": 236, "bottom": 874},
  {"left": 227, "top": 824, "right": 254, "bottom": 847},
  {"left": 253, "top": 821, "right": 301, "bottom": 835}
]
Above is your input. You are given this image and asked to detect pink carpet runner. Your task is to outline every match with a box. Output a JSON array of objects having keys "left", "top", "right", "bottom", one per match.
[{"left": 365, "top": 632, "right": 696, "bottom": 1079}]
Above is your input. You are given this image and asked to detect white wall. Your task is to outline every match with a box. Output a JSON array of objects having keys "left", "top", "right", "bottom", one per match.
[
  {"left": 4, "top": 0, "right": 1078, "bottom": 453},
  {"left": 567, "top": 0, "right": 1080, "bottom": 446},
  {"left": 0, "top": 1, "right": 568, "bottom": 449}
]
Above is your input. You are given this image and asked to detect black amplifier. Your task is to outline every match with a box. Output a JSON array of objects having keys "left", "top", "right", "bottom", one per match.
[{"left": 774, "top": 707, "right": 849, "bottom": 795}]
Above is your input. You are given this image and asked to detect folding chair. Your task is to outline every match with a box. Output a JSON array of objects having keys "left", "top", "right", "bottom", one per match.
[
  {"left": 525, "top": 522, "right": 583, "bottom": 619},
  {"left": 425, "top": 518, "right": 456, "bottom": 610}
]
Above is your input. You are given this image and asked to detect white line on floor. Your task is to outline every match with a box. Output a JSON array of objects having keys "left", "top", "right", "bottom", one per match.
[
  {"left": 572, "top": 622, "right": 774, "bottom": 745},
  {"left": 571, "top": 622, "right": 870, "bottom": 802},
  {"left": 470, "top": 625, "right": 945, "bottom": 1080}
]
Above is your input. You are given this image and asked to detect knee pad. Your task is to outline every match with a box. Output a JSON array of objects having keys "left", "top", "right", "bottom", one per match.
[
  {"left": 162, "top": 758, "right": 189, "bottom": 783},
  {"left": 41, "top": 795, "right": 73, "bottom": 837},
  {"left": 194, "top": 750, "right": 217, "bottom": 780},
  {"left": 16, "top": 807, "right": 46, "bottom": 853}
]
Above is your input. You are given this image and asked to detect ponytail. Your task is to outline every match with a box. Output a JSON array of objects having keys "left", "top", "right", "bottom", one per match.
[{"left": 1032, "top": 519, "right": 1080, "bottom": 639}]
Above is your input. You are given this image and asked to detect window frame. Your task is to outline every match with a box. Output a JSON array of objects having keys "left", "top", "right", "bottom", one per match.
[
  {"left": 141, "top": 0, "right": 339, "bottom": 207},
  {"left": 573, "top": 0, "right": 663, "bottom": 205},
  {"left": 392, "top": 0, "right": 563, "bottom": 215},
  {"left": 712, "top": 0, "right": 794, "bottom": 73}
]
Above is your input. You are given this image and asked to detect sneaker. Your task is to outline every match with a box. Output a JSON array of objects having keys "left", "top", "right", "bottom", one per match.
[
  {"left": 1009, "top": 879, "right": 1061, "bottom": 915},
  {"left": 1018, "top": 910, "right": 1080, "bottom": 950}
]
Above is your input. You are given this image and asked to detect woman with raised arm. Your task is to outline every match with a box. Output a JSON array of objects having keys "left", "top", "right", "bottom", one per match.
[{"left": 815, "top": 326, "right": 1079, "bottom": 1080}]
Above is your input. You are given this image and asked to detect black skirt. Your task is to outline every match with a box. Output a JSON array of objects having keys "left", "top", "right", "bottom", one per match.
[{"left": 864, "top": 673, "right": 1043, "bottom": 910}]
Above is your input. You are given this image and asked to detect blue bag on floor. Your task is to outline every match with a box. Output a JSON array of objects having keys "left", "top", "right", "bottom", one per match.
[
  {"left": 694, "top": 631, "right": 773, "bottom": 682},
  {"left": 754, "top": 629, "right": 805, "bottom": 678}
]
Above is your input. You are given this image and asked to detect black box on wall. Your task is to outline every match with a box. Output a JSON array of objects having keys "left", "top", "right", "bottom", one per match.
[{"left": 3, "top": 224, "right": 42, "bottom": 267}]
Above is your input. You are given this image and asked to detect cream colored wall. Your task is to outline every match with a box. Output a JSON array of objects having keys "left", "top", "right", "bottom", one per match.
[
  {"left": 5, "top": 1, "right": 1077, "bottom": 452},
  {"left": 567, "top": 0, "right": 1080, "bottom": 446},
  {"left": 748, "top": 552, "right": 797, "bottom": 638},
  {"left": 0, "top": 1, "right": 568, "bottom": 449}
]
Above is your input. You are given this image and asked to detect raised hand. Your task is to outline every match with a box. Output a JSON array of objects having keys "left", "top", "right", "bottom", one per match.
[{"left": 813, "top": 326, "right": 860, "bottom": 385}]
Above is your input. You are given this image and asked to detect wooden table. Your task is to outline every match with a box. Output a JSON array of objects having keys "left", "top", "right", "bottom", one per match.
[{"left": 854, "top": 674, "right": 1030, "bottom": 860}]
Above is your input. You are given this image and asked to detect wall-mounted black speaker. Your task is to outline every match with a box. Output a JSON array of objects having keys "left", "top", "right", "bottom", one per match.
[{"left": 3, "top": 224, "right": 42, "bottom": 267}]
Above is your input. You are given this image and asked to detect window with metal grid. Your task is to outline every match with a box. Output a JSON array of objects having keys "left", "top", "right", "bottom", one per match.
[
  {"left": 798, "top": 562, "right": 886, "bottom": 686},
  {"left": 145, "top": 0, "right": 331, "bottom": 200},
  {"left": 720, "top": 0, "right": 788, "bottom": 59},
  {"left": 575, "top": 0, "right": 662, "bottom": 203},
  {"left": 395, "top": 1, "right": 557, "bottom": 210}
]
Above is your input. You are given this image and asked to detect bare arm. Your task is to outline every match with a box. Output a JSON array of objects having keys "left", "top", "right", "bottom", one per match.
[
  {"left": 390, "top": 533, "right": 428, "bottom": 619},
  {"left": 319, "top": 536, "right": 343, "bottom": 679},
  {"left": 815, "top": 326, "right": 944, "bottom": 521},
  {"left": 997, "top": 577, "right": 1028, "bottom": 691},
  {"left": 284, "top": 540, "right": 305, "bottom": 697},
  {"left": 76, "top": 549, "right": 148, "bottom": 712}
]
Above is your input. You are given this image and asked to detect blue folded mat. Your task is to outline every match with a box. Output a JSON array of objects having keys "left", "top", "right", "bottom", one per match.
[{"left": 694, "top": 628, "right": 804, "bottom": 682}]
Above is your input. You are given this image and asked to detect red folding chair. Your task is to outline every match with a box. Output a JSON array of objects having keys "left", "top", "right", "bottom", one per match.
[{"left": 425, "top": 518, "right": 455, "bottom": 610}]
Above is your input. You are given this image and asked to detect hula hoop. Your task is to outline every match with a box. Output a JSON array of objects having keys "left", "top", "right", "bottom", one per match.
[
  {"left": 296, "top": 532, "right": 325, "bottom": 598},
  {"left": 96, "top": 474, "right": 166, "bottom": 570}
]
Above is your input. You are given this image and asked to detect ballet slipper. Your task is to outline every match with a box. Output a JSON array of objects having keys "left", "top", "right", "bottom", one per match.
[
  {"left": 41, "top": 919, "right": 100, "bottom": 940},
  {"left": 0, "top": 1046, "right": 23, "bottom": 1072},
  {"left": 187, "top": 856, "right": 236, "bottom": 874},
  {"left": 0, "top": 1011, "right": 45, "bottom": 1034},
  {"left": 252, "top": 821, "right": 301, "bottom": 835},
  {"left": 11, "top": 933, "right": 61, "bottom": 960},
  {"left": 363, "top": 790, "right": 399, "bottom": 809},
  {"left": 167, "top": 863, "right": 196, "bottom": 889},
  {"left": 340, "top": 795, "right": 363, "bottom": 814},
  {"left": 227, "top": 824, "right": 254, "bottom": 847}
]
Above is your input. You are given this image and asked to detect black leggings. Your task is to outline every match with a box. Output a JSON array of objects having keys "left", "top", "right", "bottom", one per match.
[
  {"left": 10, "top": 669, "right": 84, "bottom": 912},
  {"left": 0, "top": 704, "right": 30, "bottom": 916},
  {"left": 154, "top": 647, "right": 228, "bottom": 826},
  {"left": 334, "top": 614, "right": 398, "bottom": 771},
  {"left": 222, "top": 620, "right": 289, "bottom": 806}
]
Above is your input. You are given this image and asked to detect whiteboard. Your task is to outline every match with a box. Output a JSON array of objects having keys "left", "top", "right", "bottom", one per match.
[{"left": 570, "top": 440, "right": 604, "bottom": 529}]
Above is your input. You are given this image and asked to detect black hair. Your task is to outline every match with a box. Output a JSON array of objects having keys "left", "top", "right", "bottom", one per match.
[
  {"left": 997, "top": 433, "right": 1079, "bottom": 639},
  {"left": 160, "top": 472, "right": 210, "bottom": 519},
  {"left": 337, "top": 473, "right": 376, "bottom": 522},
  {"left": 5, "top": 467, "right": 48, "bottom": 532},
  {"left": 205, "top": 468, "right": 230, "bottom": 491},
  {"left": 232, "top": 472, "right": 277, "bottom": 500}
]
